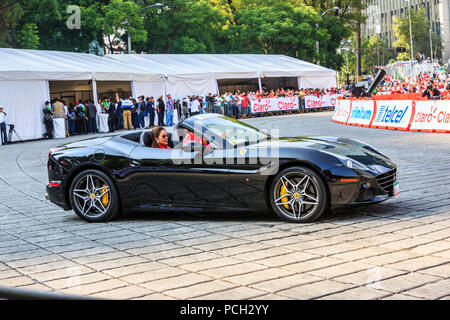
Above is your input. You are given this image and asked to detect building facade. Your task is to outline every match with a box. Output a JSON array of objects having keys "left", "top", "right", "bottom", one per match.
[{"left": 362, "top": 0, "right": 450, "bottom": 65}]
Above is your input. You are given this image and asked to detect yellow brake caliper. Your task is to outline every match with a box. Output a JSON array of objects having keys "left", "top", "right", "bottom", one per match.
[
  {"left": 280, "top": 185, "right": 290, "bottom": 210},
  {"left": 101, "top": 184, "right": 109, "bottom": 206}
]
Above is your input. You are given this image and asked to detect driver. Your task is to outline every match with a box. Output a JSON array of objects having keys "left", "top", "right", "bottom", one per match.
[{"left": 182, "top": 129, "right": 211, "bottom": 149}]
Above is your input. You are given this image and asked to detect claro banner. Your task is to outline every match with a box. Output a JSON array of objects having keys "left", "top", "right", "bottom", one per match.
[
  {"left": 346, "top": 100, "right": 376, "bottom": 127},
  {"left": 372, "top": 100, "right": 413, "bottom": 130},
  {"left": 305, "top": 94, "right": 340, "bottom": 109},
  {"left": 410, "top": 100, "right": 450, "bottom": 132},
  {"left": 251, "top": 97, "right": 300, "bottom": 113},
  {"left": 332, "top": 99, "right": 352, "bottom": 124}
]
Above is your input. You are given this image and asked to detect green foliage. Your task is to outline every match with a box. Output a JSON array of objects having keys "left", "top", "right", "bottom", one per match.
[
  {"left": 18, "top": 23, "right": 40, "bottom": 49},
  {"left": 393, "top": 7, "right": 442, "bottom": 61}
]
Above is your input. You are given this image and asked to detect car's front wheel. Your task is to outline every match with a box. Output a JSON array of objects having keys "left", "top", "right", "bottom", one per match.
[
  {"left": 69, "top": 169, "right": 120, "bottom": 222},
  {"left": 270, "top": 166, "right": 328, "bottom": 223}
]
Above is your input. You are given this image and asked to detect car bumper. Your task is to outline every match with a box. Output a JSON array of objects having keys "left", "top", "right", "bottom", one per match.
[{"left": 46, "top": 184, "right": 71, "bottom": 210}]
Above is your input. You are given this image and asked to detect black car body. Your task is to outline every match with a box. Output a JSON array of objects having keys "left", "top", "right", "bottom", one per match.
[{"left": 47, "top": 114, "right": 398, "bottom": 223}]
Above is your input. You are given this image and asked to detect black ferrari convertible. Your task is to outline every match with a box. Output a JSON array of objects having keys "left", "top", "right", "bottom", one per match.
[{"left": 46, "top": 114, "right": 398, "bottom": 223}]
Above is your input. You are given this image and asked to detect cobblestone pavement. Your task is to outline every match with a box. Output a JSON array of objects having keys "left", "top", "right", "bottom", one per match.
[{"left": 0, "top": 111, "right": 449, "bottom": 300}]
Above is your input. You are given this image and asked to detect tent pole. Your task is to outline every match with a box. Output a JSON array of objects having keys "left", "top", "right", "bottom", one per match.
[
  {"left": 297, "top": 77, "right": 301, "bottom": 90},
  {"left": 258, "top": 77, "right": 262, "bottom": 91}
]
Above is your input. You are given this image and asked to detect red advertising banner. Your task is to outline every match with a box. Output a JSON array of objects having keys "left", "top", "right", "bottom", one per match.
[{"left": 251, "top": 97, "right": 300, "bottom": 113}]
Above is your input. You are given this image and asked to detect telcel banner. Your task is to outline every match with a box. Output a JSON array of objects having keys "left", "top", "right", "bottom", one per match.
[
  {"left": 372, "top": 100, "right": 413, "bottom": 130},
  {"left": 410, "top": 100, "right": 450, "bottom": 132},
  {"left": 332, "top": 99, "right": 352, "bottom": 124},
  {"left": 346, "top": 100, "right": 375, "bottom": 127},
  {"left": 251, "top": 97, "right": 299, "bottom": 113},
  {"left": 305, "top": 94, "right": 340, "bottom": 109}
]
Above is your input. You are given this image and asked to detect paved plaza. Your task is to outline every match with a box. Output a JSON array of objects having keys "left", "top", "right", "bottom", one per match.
[{"left": 0, "top": 111, "right": 449, "bottom": 300}]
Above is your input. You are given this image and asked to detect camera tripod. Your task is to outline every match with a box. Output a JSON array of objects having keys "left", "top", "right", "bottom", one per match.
[{"left": 7, "top": 124, "right": 23, "bottom": 143}]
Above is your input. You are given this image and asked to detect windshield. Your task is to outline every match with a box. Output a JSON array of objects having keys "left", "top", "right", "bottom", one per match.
[{"left": 187, "top": 114, "right": 270, "bottom": 147}]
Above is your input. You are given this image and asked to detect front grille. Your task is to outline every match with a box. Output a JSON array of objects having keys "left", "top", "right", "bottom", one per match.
[{"left": 376, "top": 168, "right": 397, "bottom": 195}]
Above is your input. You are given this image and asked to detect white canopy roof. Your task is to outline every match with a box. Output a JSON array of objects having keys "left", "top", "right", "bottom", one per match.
[
  {"left": 106, "top": 53, "right": 337, "bottom": 81},
  {"left": 0, "top": 48, "right": 163, "bottom": 81}
]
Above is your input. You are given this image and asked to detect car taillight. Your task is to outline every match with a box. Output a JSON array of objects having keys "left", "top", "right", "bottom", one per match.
[{"left": 49, "top": 147, "right": 64, "bottom": 158}]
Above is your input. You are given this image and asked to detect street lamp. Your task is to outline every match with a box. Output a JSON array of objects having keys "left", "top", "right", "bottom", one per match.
[
  {"left": 405, "top": 0, "right": 414, "bottom": 77},
  {"left": 128, "top": 2, "right": 164, "bottom": 54},
  {"left": 316, "top": 6, "right": 340, "bottom": 66}
]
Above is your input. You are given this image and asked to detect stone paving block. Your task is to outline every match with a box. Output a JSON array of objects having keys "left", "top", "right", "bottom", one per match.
[
  {"left": 211, "top": 243, "right": 272, "bottom": 257},
  {"left": 373, "top": 273, "right": 441, "bottom": 294},
  {"left": 333, "top": 266, "right": 407, "bottom": 286},
  {"left": 250, "top": 274, "right": 323, "bottom": 293},
  {"left": 142, "top": 273, "right": 213, "bottom": 292},
  {"left": 192, "top": 238, "right": 252, "bottom": 252},
  {"left": 285, "top": 238, "right": 345, "bottom": 252},
  {"left": 305, "top": 241, "right": 373, "bottom": 257},
  {"left": 409, "top": 240, "right": 450, "bottom": 256},
  {"left": 417, "top": 263, "right": 450, "bottom": 278},
  {"left": 102, "top": 262, "right": 167, "bottom": 278},
  {"left": 241, "top": 231, "right": 298, "bottom": 243},
  {"left": 381, "top": 294, "right": 423, "bottom": 300},
  {"left": 281, "top": 257, "right": 345, "bottom": 274},
  {"left": 379, "top": 237, "right": 434, "bottom": 251},
  {"left": 120, "top": 267, "right": 187, "bottom": 285},
  {"left": 72, "top": 251, "right": 131, "bottom": 265},
  {"left": 432, "top": 249, "right": 450, "bottom": 259},
  {"left": 200, "top": 262, "right": 267, "bottom": 279},
  {"left": 138, "top": 293, "right": 175, "bottom": 300},
  {"left": 224, "top": 268, "right": 295, "bottom": 286},
  {"left": 31, "top": 266, "right": 94, "bottom": 282},
  {"left": 231, "top": 247, "right": 294, "bottom": 262},
  {"left": 142, "top": 246, "right": 202, "bottom": 261},
  {"left": 0, "top": 276, "right": 35, "bottom": 287},
  {"left": 179, "top": 257, "right": 242, "bottom": 273},
  {"left": 18, "top": 259, "right": 80, "bottom": 275},
  {"left": 125, "top": 242, "right": 182, "bottom": 256},
  {"left": 362, "top": 251, "right": 423, "bottom": 267},
  {"left": 86, "top": 256, "right": 150, "bottom": 272},
  {"left": 45, "top": 272, "right": 113, "bottom": 291},
  {"left": 164, "top": 280, "right": 236, "bottom": 299},
  {"left": 193, "top": 286, "right": 266, "bottom": 300},
  {"left": 401, "top": 279, "right": 450, "bottom": 300},
  {"left": 277, "top": 280, "right": 355, "bottom": 299},
  {"left": 384, "top": 256, "right": 449, "bottom": 272},
  {"left": 7, "top": 253, "right": 63, "bottom": 269},
  {"left": 157, "top": 252, "right": 223, "bottom": 267},
  {"left": 92, "top": 285, "right": 153, "bottom": 300},
  {"left": 61, "top": 279, "right": 128, "bottom": 296},
  {"left": 250, "top": 293, "right": 294, "bottom": 300},
  {"left": 174, "top": 234, "right": 231, "bottom": 247},
  {"left": 254, "top": 252, "right": 319, "bottom": 268},
  {"left": 331, "top": 246, "right": 394, "bottom": 262},
  {"left": 60, "top": 246, "right": 118, "bottom": 259},
  {"left": 308, "top": 261, "right": 372, "bottom": 279},
  {"left": 318, "top": 286, "right": 391, "bottom": 300},
  {"left": 0, "top": 269, "right": 22, "bottom": 280}
]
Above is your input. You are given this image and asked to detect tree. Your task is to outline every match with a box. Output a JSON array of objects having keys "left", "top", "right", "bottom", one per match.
[{"left": 393, "top": 6, "right": 442, "bottom": 61}]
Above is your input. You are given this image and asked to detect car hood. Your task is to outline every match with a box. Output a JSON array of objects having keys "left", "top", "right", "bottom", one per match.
[
  {"left": 257, "top": 136, "right": 395, "bottom": 172},
  {"left": 59, "top": 136, "right": 112, "bottom": 150}
]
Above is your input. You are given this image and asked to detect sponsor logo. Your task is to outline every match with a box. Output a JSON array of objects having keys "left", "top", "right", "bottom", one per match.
[
  {"left": 375, "top": 105, "right": 409, "bottom": 124},
  {"left": 253, "top": 102, "right": 270, "bottom": 112},
  {"left": 350, "top": 106, "right": 372, "bottom": 120},
  {"left": 306, "top": 98, "right": 325, "bottom": 108},
  {"left": 414, "top": 105, "right": 450, "bottom": 124},
  {"left": 277, "top": 100, "right": 297, "bottom": 110}
]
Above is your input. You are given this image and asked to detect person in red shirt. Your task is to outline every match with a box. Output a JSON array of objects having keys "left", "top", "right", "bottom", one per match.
[
  {"left": 183, "top": 130, "right": 210, "bottom": 149},
  {"left": 152, "top": 126, "right": 171, "bottom": 149}
]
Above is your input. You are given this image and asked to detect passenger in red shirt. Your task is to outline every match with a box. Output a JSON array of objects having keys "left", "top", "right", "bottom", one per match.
[{"left": 152, "top": 126, "right": 171, "bottom": 149}]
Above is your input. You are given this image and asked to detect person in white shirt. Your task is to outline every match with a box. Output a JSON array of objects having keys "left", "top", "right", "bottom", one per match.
[
  {"left": 0, "top": 106, "right": 7, "bottom": 145},
  {"left": 191, "top": 96, "right": 200, "bottom": 115}
]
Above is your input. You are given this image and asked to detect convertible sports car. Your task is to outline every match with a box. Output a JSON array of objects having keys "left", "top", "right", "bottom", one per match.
[{"left": 46, "top": 114, "right": 398, "bottom": 223}]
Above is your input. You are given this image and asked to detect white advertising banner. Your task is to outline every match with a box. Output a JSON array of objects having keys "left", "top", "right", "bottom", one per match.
[
  {"left": 304, "top": 94, "right": 340, "bottom": 109},
  {"left": 372, "top": 100, "right": 413, "bottom": 130},
  {"left": 251, "top": 97, "right": 300, "bottom": 113},
  {"left": 332, "top": 99, "right": 352, "bottom": 124},
  {"left": 346, "top": 100, "right": 376, "bottom": 127},
  {"left": 410, "top": 100, "right": 450, "bottom": 132}
]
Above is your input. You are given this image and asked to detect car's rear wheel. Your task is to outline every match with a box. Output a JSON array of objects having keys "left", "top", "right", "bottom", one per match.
[
  {"left": 270, "top": 166, "right": 327, "bottom": 223},
  {"left": 69, "top": 169, "right": 120, "bottom": 222}
]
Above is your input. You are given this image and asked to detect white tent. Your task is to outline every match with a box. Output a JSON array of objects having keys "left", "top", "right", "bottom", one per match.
[
  {"left": 107, "top": 54, "right": 337, "bottom": 99},
  {"left": 0, "top": 49, "right": 337, "bottom": 142}
]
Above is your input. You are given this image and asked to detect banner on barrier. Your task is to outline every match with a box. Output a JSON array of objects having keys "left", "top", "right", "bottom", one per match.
[
  {"left": 305, "top": 94, "right": 340, "bottom": 109},
  {"left": 410, "top": 100, "right": 450, "bottom": 132},
  {"left": 332, "top": 99, "right": 352, "bottom": 123},
  {"left": 251, "top": 97, "right": 300, "bottom": 113},
  {"left": 372, "top": 100, "right": 413, "bottom": 129},
  {"left": 346, "top": 100, "right": 375, "bottom": 127}
]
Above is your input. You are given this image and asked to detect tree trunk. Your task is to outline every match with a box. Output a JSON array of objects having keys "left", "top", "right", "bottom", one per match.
[
  {"left": 355, "top": 24, "right": 361, "bottom": 82},
  {"left": 0, "top": 14, "right": 21, "bottom": 48}
]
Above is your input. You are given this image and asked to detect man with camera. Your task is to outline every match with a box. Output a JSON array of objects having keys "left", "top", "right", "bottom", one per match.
[
  {"left": 0, "top": 105, "right": 7, "bottom": 145},
  {"left": 422, "top": 82, "right": 443, "bottom": 100}
]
